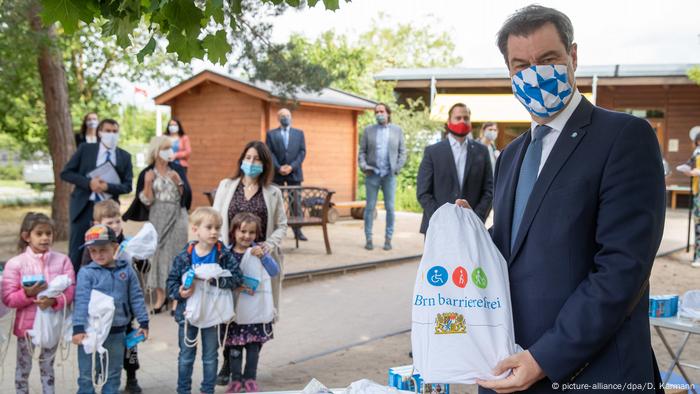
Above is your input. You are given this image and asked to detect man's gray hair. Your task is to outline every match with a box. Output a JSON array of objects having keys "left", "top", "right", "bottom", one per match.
[{"left": 496, "top": 4, "right": 574, "bottom": 61}]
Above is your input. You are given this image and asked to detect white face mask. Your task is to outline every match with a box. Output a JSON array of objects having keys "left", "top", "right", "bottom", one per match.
[
  {"left": 99, "top": 132, "right": 119, "bottom": 149},
  {"left": 485, "top": 130, "right": 498, "bottom": 141},
  {"left": 158, "top": 148, "right": 174, "bottom": 162},
  {"left": 168, "top": 125, "right": 179, "bottom": 134},
  {"left": 86, "top": 119, "right": 99, "bottom": 129}
]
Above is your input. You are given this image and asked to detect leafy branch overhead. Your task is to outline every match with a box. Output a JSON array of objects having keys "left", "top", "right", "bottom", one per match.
[{"left": 40, "top": 0, "right": 343, "bottom": 64}]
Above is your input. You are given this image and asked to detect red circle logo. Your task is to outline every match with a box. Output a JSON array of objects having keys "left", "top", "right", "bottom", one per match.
[{"left": 452, "top": 267, "right": 468, "bottom": 288}]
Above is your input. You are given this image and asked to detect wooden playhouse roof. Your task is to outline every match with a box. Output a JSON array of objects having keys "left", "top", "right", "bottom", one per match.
[{"left": 154, "top": 69, "right": 377, "bottom": 111}]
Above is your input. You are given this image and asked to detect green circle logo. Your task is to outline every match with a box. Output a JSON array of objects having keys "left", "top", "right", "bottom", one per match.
[{"left": 471, "top": 267, "right": 488, "bottom": 289}]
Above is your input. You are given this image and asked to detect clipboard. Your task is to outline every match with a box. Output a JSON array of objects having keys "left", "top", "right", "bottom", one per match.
[{"left": 87, "top": 161, "right": 121, "bottom": 185}]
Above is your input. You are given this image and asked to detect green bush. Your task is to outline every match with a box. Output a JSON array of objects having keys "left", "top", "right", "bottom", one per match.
[
  {"left": 0, "top": 164, "right": 23, "bottom": 180},
  {"left": 355, "top": 171, "right": 423, "bottom": 213},
  {"left": 395, "top": 185, "right": 422, "bottom": 213}
]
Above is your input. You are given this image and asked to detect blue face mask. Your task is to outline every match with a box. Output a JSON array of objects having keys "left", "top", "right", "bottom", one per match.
[
  {"left": 375, "top": 114, "right": 387, "bottom": 125},
  {"left": 280, "top": 116, "right": 291, "bottom": 127},
  {"left": 241, "top": 161, "right": 263, "bottom": 178},
  {"left": 511, "top": 64, "right": 573, "bottom": 118}
]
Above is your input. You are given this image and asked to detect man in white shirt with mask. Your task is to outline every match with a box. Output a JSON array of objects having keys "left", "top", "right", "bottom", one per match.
[
  {"left": 61, "top": 119, "right": 133, "bottom": 273},
  {"left": 479, "top": 122, "right": 500, "bottom": 174}
]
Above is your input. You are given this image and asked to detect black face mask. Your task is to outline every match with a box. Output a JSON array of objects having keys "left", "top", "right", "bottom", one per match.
[{"left": 280, "top": 117, "right": 291, "bottom": 127}]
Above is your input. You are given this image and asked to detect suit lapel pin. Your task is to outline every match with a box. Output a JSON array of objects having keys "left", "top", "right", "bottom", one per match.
[{"left": 571, "top": 132, "right": 578, "bottom": 138}]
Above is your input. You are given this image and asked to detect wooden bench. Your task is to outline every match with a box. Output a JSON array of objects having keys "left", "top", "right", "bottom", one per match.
[
  {"left": 331, "top": 200, "right": 384, "bottom": 220},
  {"left": 280, "top": 186, "right": 335, "bottom": 254},
  {"left": 204, "top": 186, "right": 335, "bottom": 254},
  {"left": 667, "top": 185, "right": 692, "bottom": 209}
]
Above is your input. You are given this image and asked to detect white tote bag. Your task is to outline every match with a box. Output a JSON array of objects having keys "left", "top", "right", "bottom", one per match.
[
  {"left": 411, "top": 203, "right": 520, "bottom": 384},
  {"left": 81, "top": 290, "right": 115, "bottom": 355},
  {"left": 117, "top": 222, "right": 158, "bottom": 261},
  {"left": 235, "top": 250, "right": 274, "bottom": 325},
  {"left": 27, "top": 275, "right": 73, "bottom": 348},
  {"left": 184, "top": 264, "right": 235, "bottom": 329}
]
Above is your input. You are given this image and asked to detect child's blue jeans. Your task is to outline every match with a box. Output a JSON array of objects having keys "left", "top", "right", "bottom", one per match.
[
  {"left": 177, "top": 323, "right": 219, "bottom": 394},
  {"left": 77, "top": 331, "right": 126, "bottom": 394}
]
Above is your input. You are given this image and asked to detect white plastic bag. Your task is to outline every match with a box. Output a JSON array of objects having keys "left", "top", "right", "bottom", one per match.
[
  {"left": 82, "top": 290, "right": 115, "bottom": 355},
  {"left": 411, "top": 203, "right": 520, "bottom": 384},
  {"left": 680, "top": 290, "right": 700, "bottom": 320},
  {"left": 343, "top": 379, "right": 413, "bottom": 394},
  {"left": 235, "top": 250, "right": 274, "bottom": 325},
  {"left": 184, "top": 264, "right": 234, "bottom": 329},
  {"left": 27, "top": 275, "right": 72, "bottom": 348},
  {"left": 118, "top": 222, "right": 158, "bottom": 260}
]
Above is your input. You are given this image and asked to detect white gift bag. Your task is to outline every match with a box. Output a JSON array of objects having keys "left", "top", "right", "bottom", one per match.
[
  {"left": 117, "top": 222, "right": 158, "bottom": 261},
  {"left": 411, "top": 203, "right": 520, "bottom": 384},
  {"left": 184, "top": 264, "right": 235, "bottom": 329},
  {"left": 27, "top": 275, "right": 73, "bottom": 348},
  {"left": 81, "top": 290, "right": 115, "bottom": 355},
  {"left": 680, "top": 290, "right": 700, "bottom": 320},
  {"left": 235, "top": 250, "right": 274, "bottom": 325}
]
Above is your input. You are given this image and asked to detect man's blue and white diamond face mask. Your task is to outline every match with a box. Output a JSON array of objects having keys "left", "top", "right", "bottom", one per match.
[{"left": 511, "top": 64, "right": 573, "bottom": 118}]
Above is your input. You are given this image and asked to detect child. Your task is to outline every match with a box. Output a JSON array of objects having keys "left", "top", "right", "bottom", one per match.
[
  {"left": 72, "top": 224, "right": 149, "bottom": 394},
  {"left": 80, "top": 199, "right": 149, "bottom": 393},
  {"left": 1, "top": 212, "right": 75, "bottom": 394},
  {"left": 167, "top": 207, "right": 243, "bottom": 394},
  {"left": 223, "top": 212, "right": 278, "bottom": 393}
]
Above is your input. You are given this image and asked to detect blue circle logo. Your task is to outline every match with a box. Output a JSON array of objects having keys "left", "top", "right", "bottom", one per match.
[{"left": 427, "top": 266, "right": 449, "bottom": 287}]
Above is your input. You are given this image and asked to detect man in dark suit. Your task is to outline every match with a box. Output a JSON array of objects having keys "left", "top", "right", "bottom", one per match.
[
  {"left": 61, "top": 119, "right": 133, "bottom": 273},
  {"left": 266, "top": 108, "right": 307, "bottom": 240},
  {"left": 417, "top": 103, "right": 493, "bottom": 234},
  {"left": 472, "top": 5, "right": 665, "bottom": 393}
]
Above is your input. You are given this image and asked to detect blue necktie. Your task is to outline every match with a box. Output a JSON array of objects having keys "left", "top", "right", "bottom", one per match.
[
  {"left": 511, "top": 124, "right": 552, "bottom": 250},
  {"left": 105, "top": 150, "right": 112, "bottom": 165}
]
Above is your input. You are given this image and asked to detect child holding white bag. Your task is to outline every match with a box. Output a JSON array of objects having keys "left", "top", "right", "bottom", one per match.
[
  {"left": 1, "top": 212, "right": 75, "bottom": 394},
  {"left": 72, "top": 224, "right": 149, "bottom": 394},
  {"left": 222, "top": 212, "right": 279, "bottom": 394},
  {"left": 167, "top": 207, "right": 243, "bottom": 394}
]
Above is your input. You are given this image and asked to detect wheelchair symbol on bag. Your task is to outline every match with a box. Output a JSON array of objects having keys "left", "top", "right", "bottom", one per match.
[{"left": 427, "top": 266, "right": 449, "bottom": 287}]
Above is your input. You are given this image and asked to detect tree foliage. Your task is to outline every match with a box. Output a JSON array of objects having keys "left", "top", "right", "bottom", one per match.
[
  {"left": 284, "top": 14, "right": 462, "bottom": 99},
  {"left": 0, "top": 0, "right": 187, "bottom": 155},
  {"left": 689, "top": 66, "right": 700, "bottom": 85},
  {"left": 282, "top": 17, "right": 456, "bottom": 209},
  {"left": 39, "top": 0, "right": 347, "bottom": 96}
]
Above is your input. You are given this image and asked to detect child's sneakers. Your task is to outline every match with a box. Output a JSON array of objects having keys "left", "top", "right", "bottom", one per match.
[
  {"left": 225, "top": 381, "right": 243, "bottom": 393},
  {"left": 244, "top": 379, "right": 259, "bottom": 392}
]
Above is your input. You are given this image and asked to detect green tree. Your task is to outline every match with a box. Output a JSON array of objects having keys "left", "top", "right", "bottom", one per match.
[
  {"left": 284, "top": 17, "right": 456, "bottom": 210},
  {"left": 689, "top": 66, "right": 700, "bottom": 85},
  {"left": 2, "top": 0, "right": 344, "bottom": 238}
]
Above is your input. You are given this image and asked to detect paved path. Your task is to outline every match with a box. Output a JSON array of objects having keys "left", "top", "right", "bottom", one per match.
[{"left": 0, "top": 260, "right": 419, "bottom": 393}]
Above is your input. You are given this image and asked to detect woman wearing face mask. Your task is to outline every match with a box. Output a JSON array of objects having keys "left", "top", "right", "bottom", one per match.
[
  {"left": 211, "top": 140, "right": 287, "bottom": 386},
  {"left": 75, "top": 112, "right": 100, "bottom": 146},
  {"left": 165, "top": 118, "right": 192, "bottom": 174},
  {"left": 123, "top": 136, "right": 192, "bottom": 313}
]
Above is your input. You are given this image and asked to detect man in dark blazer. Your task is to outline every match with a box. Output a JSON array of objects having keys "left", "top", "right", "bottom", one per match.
[
  {"left": 417, "top": 103, "right": 493, "bottom": 234},
  {"left": 473, "top": 5, "right": 665, "bottom": 393},
  {"left": 265, "top": 108, "right": 307, "bottom": 240},
  {"left": 60, "top": 119, "right": 133, "bottom": 273}
]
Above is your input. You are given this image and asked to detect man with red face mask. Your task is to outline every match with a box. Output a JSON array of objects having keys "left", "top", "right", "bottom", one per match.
[{"left": 416, "top": 102, "right": 493, "bottom": 234}]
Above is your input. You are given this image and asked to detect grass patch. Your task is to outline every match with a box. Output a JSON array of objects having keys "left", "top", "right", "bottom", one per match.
[
  {"left": 0, "top": 180, "right": 29, "bottom": 189},
  {"left": 356, "top": 182, "right": 422, "bottom": 213}
]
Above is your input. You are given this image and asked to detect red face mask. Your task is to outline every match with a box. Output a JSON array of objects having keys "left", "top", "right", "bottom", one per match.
[{"left": 447, "top": 122, "right": 472, "bottom": 136}]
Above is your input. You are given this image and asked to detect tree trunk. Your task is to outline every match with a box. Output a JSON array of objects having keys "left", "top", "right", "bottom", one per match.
[{"left": 29, "top": 2, "right": 75, "bottom": 240}]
